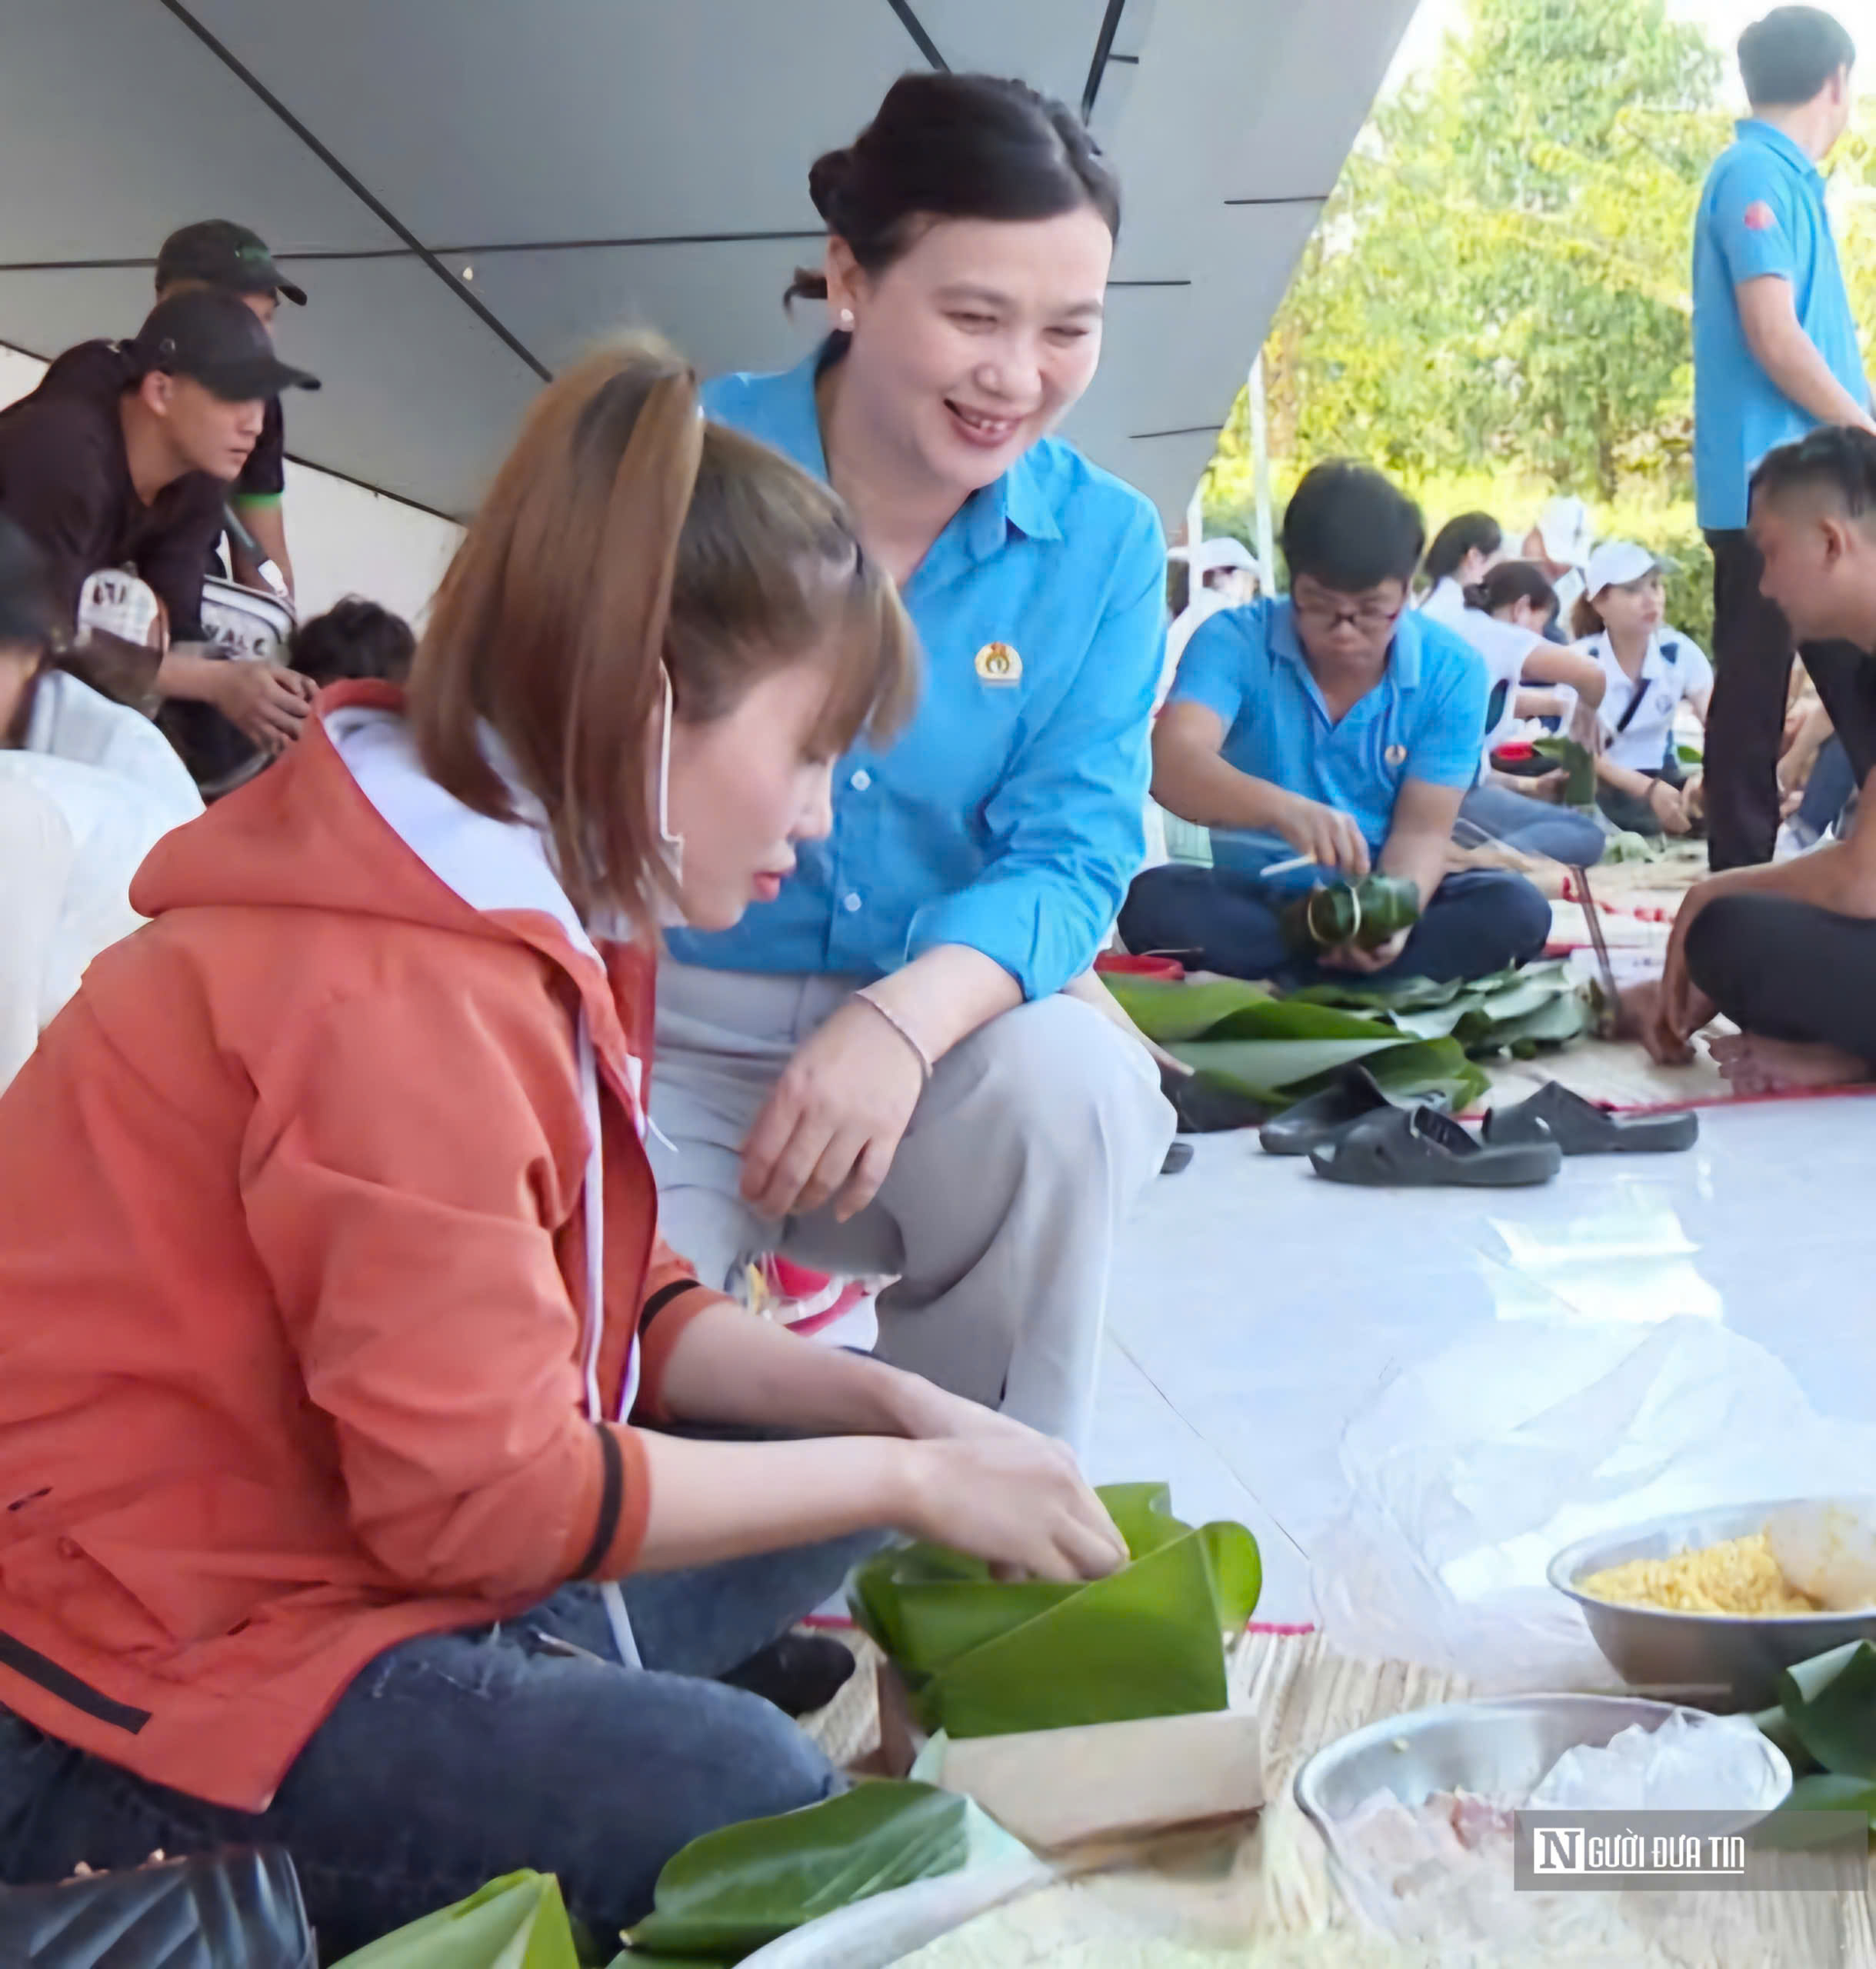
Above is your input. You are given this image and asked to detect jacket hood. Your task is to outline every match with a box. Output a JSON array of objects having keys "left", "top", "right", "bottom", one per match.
[{"left": 131, "top": 681, "right": 642, "bottom": 1071}]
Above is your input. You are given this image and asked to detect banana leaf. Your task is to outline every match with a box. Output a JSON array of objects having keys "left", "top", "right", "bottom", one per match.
[
  {"left": 851, "top": 1484, "right": 1260, "bottom": 1740},
  {"left": 1778, "top": 1641, "right": 1876, "bottom": 1781},
  {"left": 1099, "top": 975, "right": 1272, "bottom": 1042},
  {"left": 332, "top": 1872, "right": 577, "bottom": 1969},
  {"left": 1343, "top": 1038, "right": 1491, "bottom": 1109},
  {"left": 1288, "top": 975, "right": 1467, "bottom": 1013},
  {"left": 1171, "top": 1034, "right": 1409, "bottom": 1095},
  {"left": 622, "top": 1781, "right": 1022, "bottom": 1964}
]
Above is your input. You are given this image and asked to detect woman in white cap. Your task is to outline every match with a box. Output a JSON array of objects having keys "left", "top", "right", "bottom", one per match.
[
  {"left": 1523, "top": 495, "right": 1594, "bottom": 632},
  {"left": 1575, "top": 541, "right": 1713, "bottom": 836}
]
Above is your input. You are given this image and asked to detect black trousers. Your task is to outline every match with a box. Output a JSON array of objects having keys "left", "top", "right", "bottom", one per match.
[
  {"left": 1704, "top": 528, "right": 1876, "bottom": 868},
  {"left": 1703, "top": 528, "right": 1794, "bottom": 871},
  {"left": 1684, "top": 891, "right": 1876, "bottom": 1069}
]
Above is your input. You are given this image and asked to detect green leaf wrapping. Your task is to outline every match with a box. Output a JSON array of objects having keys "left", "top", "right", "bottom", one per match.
[
  {"left": 332, "top": 1872, "right": 578, "bottom": 1969},
  {"left": 851, "top": 1484, "right": 1261, "bottom": 1739},
  {"left": 624, "top": 1783, "right": 980, "bottom": 1963}
]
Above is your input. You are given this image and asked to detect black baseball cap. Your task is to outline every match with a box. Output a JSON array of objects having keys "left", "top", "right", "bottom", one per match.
[
  {"left": 126, "top": 289, "right": 321, "bottom": 403},
  {"left": 155, "top": 220, "right": 307, "bottom": 308}
]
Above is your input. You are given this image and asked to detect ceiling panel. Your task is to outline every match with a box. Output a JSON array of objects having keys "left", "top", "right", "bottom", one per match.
[
  {"left": 178, "top": 0, "right": 925, "bottom": 246},
  {"left": 916, "top": 0, "right": 1111, "bottom": 108},
  {"left": 0, "top": 1, "right": 1420, "bottom": 525},
  {"left": 0, "top": 0, "right": 398, "bottom": 261},
  {"left": 462, "top": 239, "right": 823, "bottom": 383}
]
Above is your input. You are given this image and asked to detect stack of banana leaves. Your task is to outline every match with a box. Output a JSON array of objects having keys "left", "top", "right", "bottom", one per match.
[{"left": 1104, "top": 959, "right": 1589, "bottom": 1115}]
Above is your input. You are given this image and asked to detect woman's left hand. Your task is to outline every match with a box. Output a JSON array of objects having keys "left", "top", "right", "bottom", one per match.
[{"left": 741, "top": 998, "right": 926, "bottom": 1221}]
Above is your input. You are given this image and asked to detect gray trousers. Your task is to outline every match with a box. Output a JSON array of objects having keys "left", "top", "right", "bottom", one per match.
[{"left": 649, "top": 963, "right": 1175, "bottom": 1453}]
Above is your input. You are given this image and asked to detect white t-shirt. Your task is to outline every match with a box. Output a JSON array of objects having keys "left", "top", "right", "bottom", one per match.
[
  {"left": 0, "top": 751, "right": 175, "bottom": 1089},
  {"left": 1420, "top": 577, "right": 1547, "bottom": 775},
  {"left": 24, "top": 668, "right": 203, "bottom": 830},
  {"left": 1583, "top": 628, "right": 1714, "bottom": 773}
]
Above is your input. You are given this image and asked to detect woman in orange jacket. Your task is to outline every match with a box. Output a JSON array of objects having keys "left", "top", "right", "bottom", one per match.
[{"left": 0, "top": 338, "right": 1126, "bottom": 1954}]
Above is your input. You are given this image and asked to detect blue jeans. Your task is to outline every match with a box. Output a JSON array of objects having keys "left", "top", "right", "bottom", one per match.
[
  {"left": 1118, "top": 865, "right": 1552, "bottom": 988},
  {"left": 1458, "top": 783, "right": 1607, "bottom": 866},
  {"left": 0, "top": 1533, "right": 879, "bottom": 1960},
  {"left": 1798, "top": 735, "right": 1856, "bottom": 840}
]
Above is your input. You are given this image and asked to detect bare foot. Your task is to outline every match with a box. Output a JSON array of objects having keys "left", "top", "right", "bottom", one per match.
[{"left": 1708, "top": 1031, "right": 1869, "bottom": 1095}]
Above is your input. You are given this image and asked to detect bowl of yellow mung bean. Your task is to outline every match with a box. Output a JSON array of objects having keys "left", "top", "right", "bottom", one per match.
[{"left": 1550, "top": 1501, "right": 1876, "bottom": 1708}]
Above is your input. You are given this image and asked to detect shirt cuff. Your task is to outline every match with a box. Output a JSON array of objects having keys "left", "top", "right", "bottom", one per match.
[
  {"left": 907, "top": 885, "right": 1085, "bottom": 1002},
  {"left": 632, "top": 1278, "right": 731, "bottom": 1422},
  {"left": 570, "top": 1423, "right": 654, "bottom": 1581}
]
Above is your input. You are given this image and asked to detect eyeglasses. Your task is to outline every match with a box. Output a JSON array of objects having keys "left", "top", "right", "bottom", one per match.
[{"left": 1290, "top": 591, "right": 1406, "bottom": 633}]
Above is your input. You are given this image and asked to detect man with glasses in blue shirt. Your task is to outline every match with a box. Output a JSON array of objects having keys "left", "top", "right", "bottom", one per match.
[
  {"left": 1694, "top": 6, "right": 1873, "bottom": 870},
  {"left": 1120, "top": 461, "right": 1551, "bottom": 985}
]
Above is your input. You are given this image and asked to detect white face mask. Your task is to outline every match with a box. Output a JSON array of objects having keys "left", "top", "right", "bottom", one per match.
[{"left": 654, "top": 664, "right": 687, "bottom": 921}]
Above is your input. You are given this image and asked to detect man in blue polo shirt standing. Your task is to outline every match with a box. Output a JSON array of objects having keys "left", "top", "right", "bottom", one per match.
[
  {"left": 1694, "top": 6, "right": 1871, "bottom": 869},
  {"left": 1119, "top": 461, "right": 1551, "bottom": 984}
]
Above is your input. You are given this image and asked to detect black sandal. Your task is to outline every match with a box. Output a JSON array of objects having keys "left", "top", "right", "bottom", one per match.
[
  {"left": 1481, "top": 1081, "right": 1698, "bottom": 1154},
  {"left": 1310, "top": 1105, "right": 1562, "bottom": 1188},
  {"left": 1259, "top": 1063, "right": 1443, "bottom": 1157}
]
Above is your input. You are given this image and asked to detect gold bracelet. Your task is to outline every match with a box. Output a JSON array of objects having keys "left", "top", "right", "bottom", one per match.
[{"left": 851, "top": 989, "right": 934, "bottom": 1083}]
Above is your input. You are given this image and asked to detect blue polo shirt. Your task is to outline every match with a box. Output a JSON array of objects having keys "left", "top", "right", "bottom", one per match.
[
  {"left": 665, "top": 345, "right": 1165, "bottom": 1001},
  {"left": 1693, "top": 118, "right": 1868, "bottom": 530},
  {"left": 1166, "top": 598, "right": 1486, "bottom": 888}
]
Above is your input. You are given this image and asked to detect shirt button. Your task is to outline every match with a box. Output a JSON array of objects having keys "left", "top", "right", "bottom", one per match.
[
  {"left": 849, "top": 768, "right": 871, "bottom": 791},
  {"left": 842, "top": 892, "right": 863, "bottom": 914}
]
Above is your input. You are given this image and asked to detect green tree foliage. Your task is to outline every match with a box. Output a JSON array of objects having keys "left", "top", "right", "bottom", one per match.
[{"left": 1207, "top": 0, "right": 1726, "bottom": 513}]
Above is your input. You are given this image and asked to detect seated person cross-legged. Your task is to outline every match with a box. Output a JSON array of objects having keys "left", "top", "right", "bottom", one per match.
[
  {"left": 1648, "top": 426, "right": 1876, "bottom": 1093},
  {"left": 1119, "top": 462, "right": 1551, "bottom": 987}
]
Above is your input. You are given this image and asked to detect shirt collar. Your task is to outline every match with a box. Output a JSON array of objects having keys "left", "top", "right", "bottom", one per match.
[
  {"left": 1271, "top": 597, "right": 1424, "bottom": 690},
  {"left": 1737, "top": 117, "right": 1824, "bottom": 186},
  {"left": 775, "top": 338, "right": 1061, "bottom": 560}
]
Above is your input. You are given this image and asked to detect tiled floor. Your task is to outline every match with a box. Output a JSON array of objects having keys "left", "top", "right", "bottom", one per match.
[{"left": 1084, "top": 1090, "right": 1876, "bottom": 1624}]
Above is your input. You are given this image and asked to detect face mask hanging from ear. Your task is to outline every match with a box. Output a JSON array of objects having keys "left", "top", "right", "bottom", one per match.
[{"left": 653, "top": 664, "right": 688, "bottom": 925}]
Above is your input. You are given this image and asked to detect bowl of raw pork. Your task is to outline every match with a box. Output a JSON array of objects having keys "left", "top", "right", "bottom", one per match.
[
  {"left": 1294, "top": 1694, "right": 1791, "bottom": 1938},
  {"left": 1551, "top": 1498, "right": 1876, "bottom": 1707}
]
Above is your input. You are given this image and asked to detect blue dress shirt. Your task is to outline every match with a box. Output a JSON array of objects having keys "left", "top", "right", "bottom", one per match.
[{"left": 667, "top": 345, "right": 1166, "bottom": 1001}]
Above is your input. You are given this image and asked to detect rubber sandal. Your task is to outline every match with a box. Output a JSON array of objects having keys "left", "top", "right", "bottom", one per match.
[
  {"left": 1309, "top": 1104, "right": 1562, "bottom": 1188},
  {"left": 1481, "top": 1081, "right": 1698, "bottom": 1154},
  {"left": 1259, "top": 1063, "right": 1443, "bottom": 1157},
  {"left": 1160, "top": 1140, "right": 1195, "bottom": 1176},
  {"left": 1164, "top": 1070, "right": 1268, "bottom": 1135}
]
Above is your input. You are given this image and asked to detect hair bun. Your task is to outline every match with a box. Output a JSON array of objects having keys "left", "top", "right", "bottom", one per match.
[{"left": 806, "top": 147, "right": 854, "bottom": 225}]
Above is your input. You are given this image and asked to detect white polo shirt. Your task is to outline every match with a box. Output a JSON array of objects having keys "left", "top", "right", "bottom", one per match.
[
  {"left": 1420, "top": 577, "right": 1544, "bottom": 775},
  {"left": 1584, "top": 627, "right": 1714, "bottom": 773}
]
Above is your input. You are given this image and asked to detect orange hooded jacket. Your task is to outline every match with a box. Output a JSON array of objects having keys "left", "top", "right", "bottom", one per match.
[{"left": 0, "top": 683, "right": 727, "bottom": 1809}]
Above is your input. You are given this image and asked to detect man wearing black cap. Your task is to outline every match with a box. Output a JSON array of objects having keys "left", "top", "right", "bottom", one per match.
[
  {"left": 154, "top": 220, "right": 307, "bottom": 596},
  {"left": 0, "top": 288, "right": 320, "bottom": 754}
]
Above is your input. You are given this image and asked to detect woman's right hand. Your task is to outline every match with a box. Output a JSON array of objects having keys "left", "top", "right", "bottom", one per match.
[
  {"left": 1275, "top": 791, "right": 1370, "bottom": 878},
  {"left": 899, "top": 1433, "right": 1128, "bottom": 1582},
  {"left": 1648, "top": 778, "right": 1691, "bottom": 836}
]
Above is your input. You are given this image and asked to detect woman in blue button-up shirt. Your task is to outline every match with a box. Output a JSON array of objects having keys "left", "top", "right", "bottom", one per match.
[{"left": 651, "top": 72, "right": 1174, "bottom": 1456}]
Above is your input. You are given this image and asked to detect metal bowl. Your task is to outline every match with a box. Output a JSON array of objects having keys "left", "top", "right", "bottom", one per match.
[
  {"left": 1294, "top": 1692, "right": 1791, "bottom": 1835},
  {"left": 1550, "top": 1500, "right": 1876, "bottom": 1709}
]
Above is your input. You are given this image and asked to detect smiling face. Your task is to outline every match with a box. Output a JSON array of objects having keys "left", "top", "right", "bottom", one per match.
[
  {"left": 825, "top": 206, "right": 1112, "bottom": 501},
  {"left": 660, "top": 649, "right": 846, "bottom": 931}
]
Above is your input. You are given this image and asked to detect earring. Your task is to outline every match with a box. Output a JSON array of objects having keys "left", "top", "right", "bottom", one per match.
[{"left": 838, "top": 308, "right": 856, "bottom": 331}]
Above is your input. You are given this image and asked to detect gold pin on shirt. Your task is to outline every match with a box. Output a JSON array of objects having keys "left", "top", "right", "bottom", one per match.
[{"left": 975, "top": 641, "right": 1021, "bottom": 685}]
